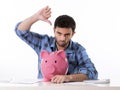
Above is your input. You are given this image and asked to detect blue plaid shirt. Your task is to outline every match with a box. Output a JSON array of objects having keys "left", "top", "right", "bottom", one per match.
[{"left": 15, "top": 23, "right": 98, "bottom": 80}]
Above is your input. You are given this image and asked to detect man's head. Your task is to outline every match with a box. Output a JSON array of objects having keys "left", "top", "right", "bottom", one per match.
[
  {"left": 54, "top": 15, "right": 76, "bottom": 32},
  {"left": 53, "top": 15, "right": 76, "bottom": 50}
]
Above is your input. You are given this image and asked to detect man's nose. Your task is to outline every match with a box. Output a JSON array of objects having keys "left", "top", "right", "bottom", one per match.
[{"left": 60, "top": 35, "right": 66, "bottom": 41}]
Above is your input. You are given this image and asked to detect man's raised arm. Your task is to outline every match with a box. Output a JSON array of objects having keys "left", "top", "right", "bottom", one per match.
[{"left": 18, "top": 6, "right": 52, "bottom": 31}]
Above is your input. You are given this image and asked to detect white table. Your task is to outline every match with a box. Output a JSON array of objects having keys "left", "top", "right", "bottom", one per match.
[{"left": 0, "top": 80, "right": 120, "bottom": 90}]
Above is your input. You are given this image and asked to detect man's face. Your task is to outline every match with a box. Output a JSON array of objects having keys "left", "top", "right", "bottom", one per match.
[{"left": 54, "top": 27, "right": 75, "bottom": 49}]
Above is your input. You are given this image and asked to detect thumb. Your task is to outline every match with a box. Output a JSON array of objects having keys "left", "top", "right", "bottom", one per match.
[{"left": 44, "top": 20, "right": 52, "bottom": 25}]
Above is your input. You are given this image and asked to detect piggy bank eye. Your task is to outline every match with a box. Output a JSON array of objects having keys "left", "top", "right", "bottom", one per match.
[
  {"left": 54, "top": 60, "right": 57, "bottom": 63},
  {"left": 45, "top": 60, "right": 47, "bottom": 63}
]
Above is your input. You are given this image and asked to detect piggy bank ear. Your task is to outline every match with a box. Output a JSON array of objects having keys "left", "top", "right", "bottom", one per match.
[
  {"left": 40, "top": 50, "right": 49, "bottom": 59},
  {"left": 57, "top": 50, "right": 66, "bottom": 59}
]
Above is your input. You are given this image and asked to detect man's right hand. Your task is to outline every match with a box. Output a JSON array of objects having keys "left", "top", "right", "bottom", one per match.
[
  {"left": 18, "top": 6, "right": 52, "bottom": 31},
  {"left": 34, "top": 6, "right": 52, "bottom": 25}
]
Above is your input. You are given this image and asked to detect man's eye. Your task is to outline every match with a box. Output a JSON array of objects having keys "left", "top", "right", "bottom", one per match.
[
  {"left": 58, "top": 33, "right": 61, "bottom": 36},
  {"left": 65, "top": 34, "right": 70, "bottom": 37},
  {"left": 57, "top": 32, "right": 61, "bottom": 35}
]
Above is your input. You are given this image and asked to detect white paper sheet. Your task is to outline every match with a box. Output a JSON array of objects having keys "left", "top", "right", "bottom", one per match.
[
  {"left": 0, "top": 78, "right": 42, "bottom": 84},
  {"left": 10, "top": 78, "right": 43, "bottom": 84}
]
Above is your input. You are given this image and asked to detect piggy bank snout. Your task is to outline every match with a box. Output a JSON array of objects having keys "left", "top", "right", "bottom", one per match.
[{"left": 45, "top": 65, "right": 55, "bottom": 74}]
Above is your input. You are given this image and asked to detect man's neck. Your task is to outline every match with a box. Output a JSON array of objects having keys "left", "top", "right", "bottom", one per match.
[{"left": 57, "top": 46, "right": 66, "bottom": 50}]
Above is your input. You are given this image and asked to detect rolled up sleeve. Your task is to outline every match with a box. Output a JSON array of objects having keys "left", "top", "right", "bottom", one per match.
[{"left": 78, "top": 50, "right": 98, "bottom": 80}]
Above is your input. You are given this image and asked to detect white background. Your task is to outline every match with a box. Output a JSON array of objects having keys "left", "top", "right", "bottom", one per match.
[{"left": 0, "top": 0, "right": 120, "bottom": 82}]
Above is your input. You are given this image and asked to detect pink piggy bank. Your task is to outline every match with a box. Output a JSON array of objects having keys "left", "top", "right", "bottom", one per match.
[{"left": 40, "top": 50, "right": 68, "bottom": 82}]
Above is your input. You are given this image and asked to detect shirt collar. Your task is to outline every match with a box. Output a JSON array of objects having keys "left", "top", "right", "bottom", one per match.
[
  {"left": 50, "top": 39, "right": 57, "bottom": 51},
  {"left": 50, "top": 39, "right": 74, "bottom": 54},
  {"left": 65, "top": 40, "right": 74, "bottom": 54}
]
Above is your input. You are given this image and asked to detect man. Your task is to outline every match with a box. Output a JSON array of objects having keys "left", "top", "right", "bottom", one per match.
[{"left": 15, "top": 6, "right": 98, "bottom": 83}]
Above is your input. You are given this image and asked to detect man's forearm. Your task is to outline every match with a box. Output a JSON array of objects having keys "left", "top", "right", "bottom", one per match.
[
  {"left": 66, "top": 74, "right": 88, "bottom": 82},
  {"left": 18, "top": 15, "right": 38, "bottom": 31},
  {"left": 17, "top": 6, "right": 51, "bottom": 31}
]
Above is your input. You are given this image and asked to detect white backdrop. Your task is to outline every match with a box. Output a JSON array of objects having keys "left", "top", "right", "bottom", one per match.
[{"left": 0, "top": 0, "right": 120, "bottom": 82}]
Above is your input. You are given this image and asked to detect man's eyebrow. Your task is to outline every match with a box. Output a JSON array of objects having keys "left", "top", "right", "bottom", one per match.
[
  {"left": 65, "top": 33, "right": 70, "bottom": 35},
  {"left": 56, "top": 31, "right": 62, "bottom": 34},
  {"left": 56, "top": 31, "right": 70, "bottom": 35}
]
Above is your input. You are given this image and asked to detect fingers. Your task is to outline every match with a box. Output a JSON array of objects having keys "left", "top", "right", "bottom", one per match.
[
  {"left": 42, "top": 6, "right": 52, "bottom": 25},
  {"left": 44, "top": 19, "right": 52, "bottom": 25},
  {"left": 47, "top": 20, "right": 52, "bottom": 25},
  {"left": 51, "top": 75, "right": 65, "bottom": 84},
  {"left": 35, "top": 6, "right": 52, "bottom": 25},
  {"left": 44, "top": 6, "right": 51, "bottom": 17},
  {"left": 44, "top": 6, "right": 51, "bottom": 12}
]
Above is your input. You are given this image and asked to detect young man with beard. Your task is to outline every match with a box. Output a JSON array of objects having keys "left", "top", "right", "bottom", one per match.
[{"left": 15, "top": 6, "right": 98, "bottom": 83}]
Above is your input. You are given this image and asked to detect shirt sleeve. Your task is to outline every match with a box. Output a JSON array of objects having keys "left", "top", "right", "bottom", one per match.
[
  {"left": 14, "top": 22, "right": 43, "bottom": 54},
  {"left": 75, "top": 48, "right": 98, "bottom": 80}
]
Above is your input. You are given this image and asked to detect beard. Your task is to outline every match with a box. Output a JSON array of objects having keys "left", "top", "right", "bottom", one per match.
[{"left": 56, "top": 40, "right": 69, "bottom": 48}]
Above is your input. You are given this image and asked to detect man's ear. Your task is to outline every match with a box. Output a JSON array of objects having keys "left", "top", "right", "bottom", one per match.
[
  {"left": 53, "top": 28, "right": 55, "bottom": 33},
  {"left": 72, "top": 32, "right": 75, "bottom": 36}
]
